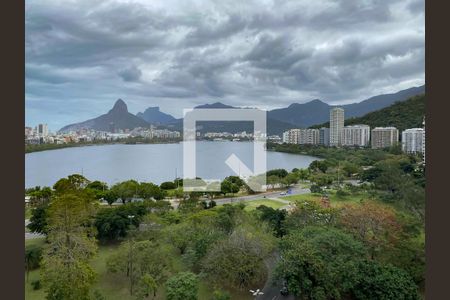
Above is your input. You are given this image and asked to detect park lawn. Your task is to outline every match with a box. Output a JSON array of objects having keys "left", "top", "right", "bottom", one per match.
[
  {"left": 282, "top": 190, "right": 370, "bottom": 208},
  {"left": 25, "top": 207, "right": 32, "bottom": 219},
  {"left": 240, "top": 199, "right": 286, "bottom": 211},
  {"left": 25, "top": 237, "right": 46, "bottom": 248}
]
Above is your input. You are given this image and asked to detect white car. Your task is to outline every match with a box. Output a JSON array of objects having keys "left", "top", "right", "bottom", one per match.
[{"left": 280, "top": 192, "right": 287, "bottom": 196}]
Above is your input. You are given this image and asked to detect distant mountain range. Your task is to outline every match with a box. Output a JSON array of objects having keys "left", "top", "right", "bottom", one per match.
[
  {"left": 58, "top": 85, "right": 425, "bottom": 135},
  {"left": 268, "top": 85, "right": 425, "bottom": 128}
]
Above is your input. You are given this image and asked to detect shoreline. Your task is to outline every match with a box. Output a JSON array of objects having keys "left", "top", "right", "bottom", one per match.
[{"left": 25, "top": 139, "right": 182, "bottom": 154}]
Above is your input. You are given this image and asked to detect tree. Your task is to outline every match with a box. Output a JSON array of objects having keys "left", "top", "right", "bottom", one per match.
[
  {"left": 285, "top": 199, "right": 337, "bottom": 229},
  {"left": 163, "top": 222, "right": 192, "bottom": 255},
  {"left": 27, "top": 203, "right": 49, "bottom": 235},
  {"left": 351, "top": 260, "right": 419, "bottom": 300},
  {"left": 256, "top": 205, "right": 287, "bottom": 237},
  {"left": 53, "top": 174, "right": 90, "bottom": 193},
  {"left": 107, "top": 240, "right": 169, "bottom": 296},
  {"left": 338, "top": 201, "right": 402, "bottom": 259},
  {"left": 165, "top": 272, "right": 199, "bottom": 300},
  {"left": 309, "top": 184, "right": 323, "bottom": 194},
  {"left": 86, "top": 180, "right": 108, "bottom": 191},
  {"left": 86, "top": 181, "right": 108, "bottom": 199},
  {"left": 275, "top": 226, "right": 366, "bottom": 299},
  {"left": 309, "top": 160, "right": 328, "bottom": 173},
  {"left": 138, "top": 182, "right": 165, "bottom": 200},
  {"left": 103, "top": 190, "right": 118, "bottom": 205},
  {"left": 111, "top": 180, "right": 140, "bottom": 203},
  {"left": 28, "top": 186, "right": 52, "bottom": 206},
  {"left": 266, "top": 169, "right": 289, "bottom": 178},
  {"left": 202, "top": 228, "right": 274, "bottom": 289},
  {"left": 25, "top": 245, "right": 42, "bottom": 282},
  {"left": 40, "top": 192, "right": 98, "bottom": 300},
  {"left": 282, "top": 172, "right": 299, "bottom": 186},
  {"left": 95, "top": 203, "right": 147, "bottom": 241},
  {"left": 135, "top": 274, "right": 158, "bottom": 299},
  {"left": 220, "top": 179, "right": 239, "bottom": 196},
  {"left": 160, "top": 181, "right": 176, "bottom": 190}
]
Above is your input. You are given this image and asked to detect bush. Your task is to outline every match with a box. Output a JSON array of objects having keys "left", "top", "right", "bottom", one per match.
[
  {"left": 31, "top": 280, "right": 41, "bottom": 290},
  {"left": 212, "top": 289, "right": 231, "bottom": 300},
  {"left": 310, "top": 184, "right": 323, "bottom": 194},
  {"left": 336, "top": 188, "right": 349, "bottom": 198}
]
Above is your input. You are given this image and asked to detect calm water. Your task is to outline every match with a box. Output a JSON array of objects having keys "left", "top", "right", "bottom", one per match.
[{"left": 25, "top": 142, "right": 318, "bottom": 188}]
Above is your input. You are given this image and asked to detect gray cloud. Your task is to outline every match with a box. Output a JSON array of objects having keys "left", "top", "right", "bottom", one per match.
[
  {"left": 25, "top": 0, "right": 424, "bottom": 130},
  {"left": 118, "top": 65, "right": 142, "bottom": 82}
]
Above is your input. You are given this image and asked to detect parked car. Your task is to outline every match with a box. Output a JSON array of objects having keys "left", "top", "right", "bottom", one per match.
[{"left": 280, "top": 192, "right": 287, "bottom": 196}]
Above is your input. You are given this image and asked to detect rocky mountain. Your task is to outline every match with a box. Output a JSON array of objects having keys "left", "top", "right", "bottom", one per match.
[
  {"left": 268, "top": 85, "right": 425, "bottom": 128},
  {"left": 165, "top": 102, "right": 298, "bottom": 136},
  {"left": 59, "top": 99, "right": 150, "bottom": 133},
  {"left": 136, "top": 106, "right": 177, "bottom": 125}
]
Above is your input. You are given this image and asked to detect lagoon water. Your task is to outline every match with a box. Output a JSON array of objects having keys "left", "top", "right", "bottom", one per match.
[{"left": 25, "top": 141, "right": 318, "bottom": 188}]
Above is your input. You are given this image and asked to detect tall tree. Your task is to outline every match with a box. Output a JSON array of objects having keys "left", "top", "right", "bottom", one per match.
[
  {"left": 107, "top": 240, "right": 169, "bottom": 296},
  {"left": 40, "top": 192, "right": 98, "bottom": 300}
]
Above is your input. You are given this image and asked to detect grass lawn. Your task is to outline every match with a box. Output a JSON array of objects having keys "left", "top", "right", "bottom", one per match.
[
  {"left": 282, "top": 190, "right": 371, "bottom": 208},
  {"left": 25, "top": 207, "right": 32, "bottom": 219},
  {"left": 238, "top": 199, "right": 286, "bottom": 211}
]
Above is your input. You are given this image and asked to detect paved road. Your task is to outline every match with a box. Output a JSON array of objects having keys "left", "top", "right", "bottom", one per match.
[
  {"left": 215, "top": 185, "right": 310, "bottom": 206},
  {"left": 255, "top": 252, "right": 295, "bottom": 300}
]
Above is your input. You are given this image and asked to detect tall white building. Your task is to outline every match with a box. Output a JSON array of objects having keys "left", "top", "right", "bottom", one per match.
[
  {"left": 402, "top": 128, "right": 424, "bottom": 154},
  {"left": 371, "top": 127, "right": 399, "bottom": 149},
  {"left": 330, "top": 108, "right": 344, "bottom": 146},
  {"left": 342, "top": 125, "right": 370, "bottom": 147}
]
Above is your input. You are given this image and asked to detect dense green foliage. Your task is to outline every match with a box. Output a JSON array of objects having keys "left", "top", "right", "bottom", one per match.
[
  {"left": 165, "top": 272, "right": 199, "bottom": 300},
  {"left": 26, "top": 149, "right": 424, "bottom": 300}
]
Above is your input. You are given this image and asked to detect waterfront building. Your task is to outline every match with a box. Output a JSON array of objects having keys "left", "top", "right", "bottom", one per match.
[{"left": 371, "top": 127, "right": 399, "bottom": 149}]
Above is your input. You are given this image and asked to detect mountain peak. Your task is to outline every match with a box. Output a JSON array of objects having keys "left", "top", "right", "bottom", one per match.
[
  {"left": 144, "top": 106, "right": 160, "bottom": 112},
  {"left": 136, "top": 106, "right": 176, "bottom": 125},
  {"left": 195, "top": 102, "right": 234, "bottom": 109},
  {"left": 110, "top": 99, "right": 128, "bottom": 113}
]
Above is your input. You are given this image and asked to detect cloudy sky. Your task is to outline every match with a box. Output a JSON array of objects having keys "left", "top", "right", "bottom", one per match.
[{"left": 26, "top": 0, "right": 424, "bottom": 131}]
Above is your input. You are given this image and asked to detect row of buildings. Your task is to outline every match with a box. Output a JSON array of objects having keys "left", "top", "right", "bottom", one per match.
[
  {"left": 25, "top": 124, "right": 181, "bottom": 145},
  {"left": 282, "top": 108, "right": 425, "bottom": 155}
]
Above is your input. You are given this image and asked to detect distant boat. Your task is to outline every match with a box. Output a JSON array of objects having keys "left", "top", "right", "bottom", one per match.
[{"left": 213, "top": 138, "right": 224, "bottom": 141}]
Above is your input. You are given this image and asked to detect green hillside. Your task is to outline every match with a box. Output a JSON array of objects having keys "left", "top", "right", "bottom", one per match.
[{"left": 311, "top": 94, "right": 425, "bottom": 132}]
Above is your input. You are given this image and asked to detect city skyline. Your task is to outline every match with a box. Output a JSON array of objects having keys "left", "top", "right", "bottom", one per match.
[{"left": 26, "top": 0, "right": 424, "bottom": 130}]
